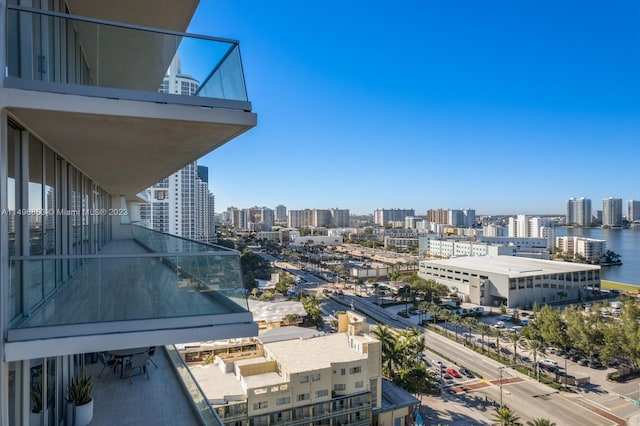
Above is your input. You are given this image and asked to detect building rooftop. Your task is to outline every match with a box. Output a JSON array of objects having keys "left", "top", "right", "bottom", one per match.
[
  {"left": 378, "top": 379, "right": 420, "bottom": 413},
  {"left": 421, "top": 255, "right": 600, "bottom": 278},
  {"left": 191, "top": 362, "right": 246, "bottom": 405},
  {"left": 259, "top": 326, "right": 325, "bottom": 344},
  {"left": 264, "top": 333, "right": 370, "bottom": 374},
  {"left": 248, "top": 299, "right": 307, "bottom": 323}
]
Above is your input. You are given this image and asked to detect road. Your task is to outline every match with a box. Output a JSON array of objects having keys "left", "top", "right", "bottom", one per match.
[
  {"left": 262, "top": 251, "right": 636, "bottom": 424},
  {"left": 331, "top": 293, "right": 627, "bottom": 426}
]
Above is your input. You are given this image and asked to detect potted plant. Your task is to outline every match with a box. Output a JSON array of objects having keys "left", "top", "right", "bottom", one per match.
[
  {"left": 30, "top": 383, "right": 43, "bottom": 426},
  {"left": 66, "top": 370, "right": 93, "bottom": 426}
]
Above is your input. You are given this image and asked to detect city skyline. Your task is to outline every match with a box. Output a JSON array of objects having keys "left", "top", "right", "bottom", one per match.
[{"left": 190, "top": 1, "right": 640, "bottom": 215}]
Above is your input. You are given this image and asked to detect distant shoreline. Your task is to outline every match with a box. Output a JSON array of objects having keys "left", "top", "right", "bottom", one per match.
[{"left": 601, "top": 280, "right": 639, "bottom": 292}]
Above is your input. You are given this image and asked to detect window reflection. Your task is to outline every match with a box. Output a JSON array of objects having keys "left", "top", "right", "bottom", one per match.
[{"left": 28, "top": 138, "right": 43, "bottom": 308}]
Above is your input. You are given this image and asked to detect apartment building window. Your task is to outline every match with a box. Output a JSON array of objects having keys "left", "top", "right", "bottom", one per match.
[
  {"left": 316, "top": 389, "right": 328, "bottom": 397},
  {"left": 340, "top": 368, "right": 346, "bottom": 375},
  {"left": 276, "top": 397, "right": 290, "bottom": 406},
  {"left": 349, "top": 366, "right": 361, "bottom": 374},
  {"left": 300, "top": 375, "right": 309, "bottom": 384},
  {"left": 253, "top": 401, "right": 268, "bottom": 410},
  {"left": 311, "top": 373, "right": 321, "bottom": 381},
  {"left": 355, "top": 381, "right": 364, "bottom": 388},
  {"left": 334, "top": 384, "right": 346, "bottom": 391},
  {"left": 297, "top": 393, "right": 310, "bottom": 402}
]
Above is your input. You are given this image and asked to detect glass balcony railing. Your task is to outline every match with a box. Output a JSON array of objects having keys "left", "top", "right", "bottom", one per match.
[
  {"left": 6, "top": 6, "right": 249, "bottom": 106},
  {"left": 166, "top": 345, "right": 225, "bottom": 426},
  {"left": 8, "top": 227, "right": 249, "bottom": 332}
]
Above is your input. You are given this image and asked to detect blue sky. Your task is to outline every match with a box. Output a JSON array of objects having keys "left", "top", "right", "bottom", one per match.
[{"left": 190, "top": 1, "right": 640, "bottom": 216}]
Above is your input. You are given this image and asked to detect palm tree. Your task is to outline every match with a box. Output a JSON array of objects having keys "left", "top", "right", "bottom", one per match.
[
  {"left": 418, "top": 301, "right": 431, "bottom": 325},
  {"left": 492, "top": 328, "right": 504, "bottom": 358},
  {"left": 426, "top": 303, "right": 441, "bottom": 328},
  {"left": 526, "top": 419, "right": 556, "bottom": 426},
  {"left": 492, "top": 407, "right": 522, "bottom": 425},
  {"left": 451, "top": 314, "right": 462, "bottom": 341},
  {"left": 504, "top": 333, "right": 523, "bottom": 364},
  {"left": 462, "top": 317, "right": 477, "bottom": 346},
  {"left": 439, "top": 310, "right": 451, "bottom": 335},
  {"left": 372, "top": 324, "right": 396, "bottom": 375},
  {"left": 523, "top": 338, "right": 545, "bottom": 381},
  {"left": 477, "top": 322, "right": 491, "bottom": 353}
]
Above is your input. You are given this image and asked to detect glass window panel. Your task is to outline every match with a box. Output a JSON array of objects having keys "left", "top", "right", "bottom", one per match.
[
  {"left": 28, "top": 138, "right": 44, "bottom": 308},
  {"left": 8, "top": 125, "right": 20, "bottom": 320},
  {"left": 44, "top": 147, "right": 56, "bottom": 295}
]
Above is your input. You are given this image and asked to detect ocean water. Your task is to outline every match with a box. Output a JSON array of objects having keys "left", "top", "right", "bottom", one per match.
[{"left": 557, "top": 227, "right": 640, "bottom": 286}]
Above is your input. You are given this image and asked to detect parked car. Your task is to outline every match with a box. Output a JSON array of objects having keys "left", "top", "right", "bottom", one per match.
[
  {"left": 539, "top": 363, "right": 557, "bottom": 373},
  {"left": 577, "top": 358, "right": 588, "bottom": 366},
  {"left": 432, "top": 360, "right": 445, "bottom": 369},
  {"left": 459, "top": 368, "right": 474, "bottom": 378},
  {"left": 588, "top": 360, "right": 603, "bottom": 369},
  {"left": 442, "top": 373, "right": 453, "bottom": 381},
  {"left": 446, "top": 368, "right": 461, "bottom": 378},
  {"left": 539, "top": 358, "right": 558, "bottom": 367}
]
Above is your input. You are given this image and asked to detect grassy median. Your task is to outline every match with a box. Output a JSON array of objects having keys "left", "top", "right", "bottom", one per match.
[{"left": 601, "top": 280, "right": 640, "bottom": 292}]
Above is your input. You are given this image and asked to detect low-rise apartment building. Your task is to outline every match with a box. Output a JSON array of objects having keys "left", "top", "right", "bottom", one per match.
[
  {"left": 556, "top": 236, "right": 606, "bottom": 262},
  {"left": 183, "top": 313, "right": 418, "bottom": 426}
]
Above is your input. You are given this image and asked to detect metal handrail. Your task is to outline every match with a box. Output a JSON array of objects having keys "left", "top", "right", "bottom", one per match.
[{"left": 7, "top": 5, "right": 240, "bottom": 45}]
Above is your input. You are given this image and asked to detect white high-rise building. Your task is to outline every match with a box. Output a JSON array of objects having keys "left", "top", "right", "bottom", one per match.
[
  {"left": 627, "top": 200, "right": 640, "bottom": 222},
  {"left": 517, "top": 214, "right": 528, "bottom": 238},
  {"left": 275, "top": 204, "right": 287, "bottom": 223},
  {"left": 374, "top": 208, "right": 415, "bottom": 226},
  {"left": 140, "top": 60, "right": 216, "bottom": 242},
  {"left": 141, "top": 162, "right": 214, "bottom": 242},
  {"left": 566, "top": 197, "right": 592, "bottom": 226},
  {"left": 603, "top": 197, "right": 623, "bottom": 227},
  {"left": 508, "top": 214, "right": 529, "bottom": 237}
]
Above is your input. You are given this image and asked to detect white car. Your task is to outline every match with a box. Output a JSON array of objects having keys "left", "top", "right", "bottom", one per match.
[
  {"left": 432, "top": 360, "right": 445, "bottom": 369},
  {"left": 539, "top": 358, "right": 558, "bottom": 367}
]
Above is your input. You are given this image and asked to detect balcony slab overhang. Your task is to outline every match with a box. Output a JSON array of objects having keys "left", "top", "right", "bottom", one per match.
[
  {"left": 66, "top": 0, "right": 199, "bottom": 33},
  {"left": 0, "top": 86, "right": 256, "bottom": 199},
  {"left": 5, "top": 314, "right": 258, "bottom": 361}
]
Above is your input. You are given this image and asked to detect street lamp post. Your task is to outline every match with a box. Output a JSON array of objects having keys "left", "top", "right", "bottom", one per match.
[{"left": 498, "top": 366, "right": 506, "bottom": 408}]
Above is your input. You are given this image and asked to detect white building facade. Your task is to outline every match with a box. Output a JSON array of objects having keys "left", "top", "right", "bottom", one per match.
[{"left": 418, "top": 256, "right": 600, "bottom": 308}]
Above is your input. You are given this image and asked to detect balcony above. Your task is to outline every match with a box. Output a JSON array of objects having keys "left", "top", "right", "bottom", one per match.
[
  {"left": 2, "top": 6, "right": 257, "bottom": 199},
  {"left": 5, "top": 226, "right": 258, "bottom": 361}
]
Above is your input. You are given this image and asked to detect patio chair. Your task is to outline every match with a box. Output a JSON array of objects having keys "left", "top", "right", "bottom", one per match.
[
  {"left": 125, "top": 353, "right": 150, "bottom": 384},
  {"left": 147, "top": 346, "right": 158, "bottom": 368},
  {"left": 97, "top": 352, "right": 120, "bottom": 378}
]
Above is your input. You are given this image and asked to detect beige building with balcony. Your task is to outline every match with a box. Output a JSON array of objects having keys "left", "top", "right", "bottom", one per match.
[{"left": 183, "top": 313, "right": 418, "bottom": 426}]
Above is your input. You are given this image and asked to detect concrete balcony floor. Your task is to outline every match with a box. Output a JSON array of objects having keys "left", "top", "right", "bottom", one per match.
[{"left": 86, "top": 346, "right": 202, "bottom": 425}]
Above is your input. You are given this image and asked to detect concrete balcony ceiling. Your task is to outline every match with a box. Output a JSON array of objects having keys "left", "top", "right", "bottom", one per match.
[
  {"left": 4, "top": 88, "right": 256, "bottom": 200},
  {"left": 66, "top": 0, "right": 199, "bottom": 32}
]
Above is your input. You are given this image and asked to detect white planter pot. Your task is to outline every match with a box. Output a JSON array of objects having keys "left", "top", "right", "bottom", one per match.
[
  {"left": 29, "top": 411, "right": 42, "bottom": 426},
  {"left": 74, "top": 399, "right": 93, "bottom": 426}
]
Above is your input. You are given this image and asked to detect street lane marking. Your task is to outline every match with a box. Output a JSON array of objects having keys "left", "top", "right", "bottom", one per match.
[{"left": 610, "top": 401, "right": 631, "bottom": 411}]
